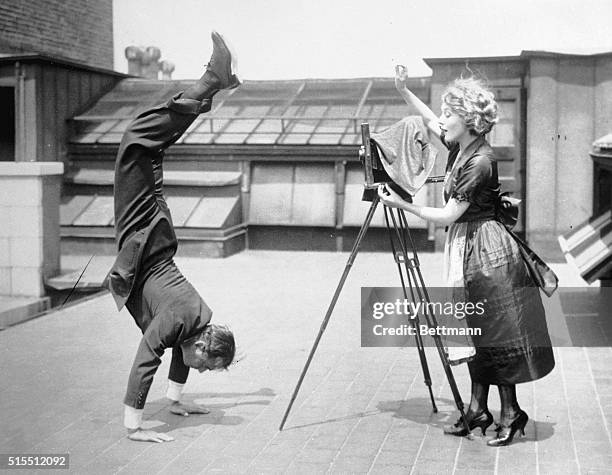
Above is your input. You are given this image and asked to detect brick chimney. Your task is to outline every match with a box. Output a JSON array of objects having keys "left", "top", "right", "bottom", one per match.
[
  {"left": 125, "top": 46, "right": 144, "bottom": 76},
  {"left": 140, "top": 46, "right": 161, "bottom": 79},
  {"left": 160, "top": 60, "right": 175, "bottom": 80},
  {"left": 124, "top": 46, "right": 173, "bottom": 79}
]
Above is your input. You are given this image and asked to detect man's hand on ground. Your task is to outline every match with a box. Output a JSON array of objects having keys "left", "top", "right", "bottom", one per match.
[
  {"left": 127, "top": 429, "right": 174, "bottom": 443},
  {"left": 169, "top": 401, "right": 210, "bottom": 416}
]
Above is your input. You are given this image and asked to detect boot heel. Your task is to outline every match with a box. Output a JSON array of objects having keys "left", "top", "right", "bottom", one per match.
[
  {"left": 472, "top": 412, "right": 494, "bottom": 436},
  {"left": 518, "top": 415, "right": 528, "bottom": 437},
  {"left": 487, "top": 410, "right": 529, "bottom": 447},
  {"left": 443, "top": 410, "right": 493, "bottom": 438}
]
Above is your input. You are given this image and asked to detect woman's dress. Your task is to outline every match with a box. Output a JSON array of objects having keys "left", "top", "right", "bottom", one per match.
[{"left": 443, "top": 135, "right": 555, "bottom": 384}]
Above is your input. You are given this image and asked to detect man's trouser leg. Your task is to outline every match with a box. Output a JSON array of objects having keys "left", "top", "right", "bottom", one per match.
[{"left": 113, "top": 95, "right": 213, "bottom": 249}]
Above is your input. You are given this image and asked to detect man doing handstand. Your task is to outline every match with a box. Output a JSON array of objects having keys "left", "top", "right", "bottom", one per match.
[{"left": 104, "top": 31, "right": 240, "bottom": 443}]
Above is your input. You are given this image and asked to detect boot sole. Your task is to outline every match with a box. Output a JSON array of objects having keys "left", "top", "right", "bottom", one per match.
[{"left": 211, "top": 30, "right": 242, "bottom": 87}]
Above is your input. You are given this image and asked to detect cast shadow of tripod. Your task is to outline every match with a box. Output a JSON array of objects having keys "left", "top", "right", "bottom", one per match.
[
  {"left": 378, "top": 396, "right": 454, "bottom": 427},
  {"left": 377, "top": 396, "right": 557, "bottom": 442},
  {"left": 284, "top": 396, "right": 450, "bottom": 431},
  {"left": 285, "top": 409, "right": 384, "bottom": 431},
  {"left": 140, "top": 387, "right": 276, "bottom": 433}
]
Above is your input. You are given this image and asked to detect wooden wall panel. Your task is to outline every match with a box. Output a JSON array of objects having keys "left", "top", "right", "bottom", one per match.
[
  {"left": 55, "top": 67, "right": 69, "bottom": 162},
  {"left": 595, "top": 56, "right": 612, "bottom": 141},
  {"left": 249, "top": 164, "right": 293, "bottom": 224},
  {"left": 40, "top": 65, "right": 57, "bottom": 162},
  {"left": 18, "top": 62, "right": 122, "bottom": 165},
  {"left": 291, "top": 165, "right": 335, "bottom": 226},
  {"left": 556, "top": 58, "right": 595, "bottom": 234}
]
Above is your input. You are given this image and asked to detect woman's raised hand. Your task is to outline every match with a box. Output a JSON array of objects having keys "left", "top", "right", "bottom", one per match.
[
  {"left": 394, "top": 65, "right": 409, "bottom": 92},
  {"left": 393, "top": 63, "right": 440, "bottom": 138}
]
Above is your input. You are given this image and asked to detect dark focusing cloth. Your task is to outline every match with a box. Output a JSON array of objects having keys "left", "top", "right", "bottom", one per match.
[
  {"left": 103, "top": 93, "right": 213, "bottom": 409},
  {"left": 371, "top": 116, "right": 437, "bottom": 196},
  {"left": 443, "top": 134, "right": 555, "bottom": 384}
]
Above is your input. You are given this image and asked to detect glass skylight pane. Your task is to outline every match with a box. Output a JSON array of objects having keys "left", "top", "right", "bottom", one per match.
[
  {"left": 223, "top": 118, "right": 262, "bottom": 133},
  {"left": 245, "top": 134, "right": 280, "bottom": 144},
  {"left": 110, "top": 119, "right": 132, "bottom": 132},
  {"left": 325, "top": 104, "right": 357, "bottom": 117},
  {"left": 182, "top": 133, "right": 215, "bottom": 144},
  {"left": 73, "top": 195, "right": 114, "bottom": 226},
  {"left": 316, "top": 120, "right": 350, "bottom": 134},
  {"left": 84, "top": 102, "right": 139, "bottom": 117},
  {"left": 340, "top": 134, "right": 360, "bottom": 145},
  {"left": 309, "top": 134, "right": 343, "bottom": 144},
  {"left": 278, "top": 134, "right": 310, "bottom": 144},
  {"left": 97, "top": 133, "right": 125, "bottom": 143},
  {"left": 192, "top": 119, "right": 213, "bottom": 134},
  {"left": 235, "top": 105, "right": 272, "bottom": 117},
  {"left": 78, "top": 120, "right": 117, "bottom": 134},
  {"left": 71, "top": 133, "right": 102, "bottom": 143},
  {"left": 184, "top": 117, "right": 204, "bottom": 133},
  {"left": 296, "top": 105, "right": 328, "bottom": 119},
  {"left": 288, "top": 121, "right": 317, "bottom": 133},
  {"left": 214, "top": 133, "right": 249, "bottom": 144},
  {"left": 254, "top": 119, "right": 283, "bottom": 133},
  {"left": 381, "top": 104, "right": 407, "bottom": 118},
  {"left": 359, "top": 103, "right": 386, "bottom": 119}
]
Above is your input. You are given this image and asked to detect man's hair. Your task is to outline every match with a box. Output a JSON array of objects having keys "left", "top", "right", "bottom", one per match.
[
  {"left": 202, "top": 324, "right": 235, "bottom": 369},
  {"left": 442, "top": 76, "right": 499, "bottom": 136}
]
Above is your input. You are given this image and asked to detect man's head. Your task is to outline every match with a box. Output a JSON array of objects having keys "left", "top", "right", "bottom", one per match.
[{"left": 180, "top": 324, "right": 235, "bottom": 373}]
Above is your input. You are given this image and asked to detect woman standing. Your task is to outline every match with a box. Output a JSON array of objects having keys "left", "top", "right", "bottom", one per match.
[{"left": 378, "top": 67, "right": 555, "bottom": 447}]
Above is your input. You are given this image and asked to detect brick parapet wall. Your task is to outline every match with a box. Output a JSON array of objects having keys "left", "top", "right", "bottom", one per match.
[{"left": 0, "top": 0, "right": 113, "bottom": 70}]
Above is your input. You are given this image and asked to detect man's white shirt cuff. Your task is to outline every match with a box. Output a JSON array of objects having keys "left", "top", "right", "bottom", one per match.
[
  {"left": 123, "top": 405, "right": 143, "bottom": 429},
  {"left": 166, "top": 380, "right": 184, "bottom": 402}
]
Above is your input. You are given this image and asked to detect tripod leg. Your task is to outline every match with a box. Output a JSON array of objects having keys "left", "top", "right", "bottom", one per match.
[
  {"left": 396, "top": 210, "right": 471, "bottom": 435},
  {"left": 413, "top": 263, "right": 470, "bottom": 432},
  {"left": 279, "top": 197, "right": 380, "bottom": 431},
  {"left": 384, "top": 207, "right": 438, "bottom": 412}
]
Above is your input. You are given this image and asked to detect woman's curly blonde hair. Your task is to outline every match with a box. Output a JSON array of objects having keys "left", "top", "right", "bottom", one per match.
[{"left": 442, "top": 77, "right": 499, "bottom": 135}]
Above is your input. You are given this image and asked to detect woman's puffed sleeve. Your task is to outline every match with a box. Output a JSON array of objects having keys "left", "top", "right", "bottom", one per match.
[{"left": 451, "top": 155, "right": 492, "bottom": 203}]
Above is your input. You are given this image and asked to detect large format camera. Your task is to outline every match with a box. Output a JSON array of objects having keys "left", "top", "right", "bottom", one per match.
[{"left": 359, "top": 123, "right": 413, "bottom": 203}]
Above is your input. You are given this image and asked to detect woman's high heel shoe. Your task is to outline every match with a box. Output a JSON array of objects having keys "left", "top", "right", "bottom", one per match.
[
  {"left": 443, "top": 410, "right": 494, "bottom": 437},
  {"left": 487, "top": 410, "right": 528, "bottom": 447}
]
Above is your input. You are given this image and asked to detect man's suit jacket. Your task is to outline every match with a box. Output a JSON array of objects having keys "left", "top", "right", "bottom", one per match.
[{"left": 123, "top": 261, "right": 212, "bottom": 409}]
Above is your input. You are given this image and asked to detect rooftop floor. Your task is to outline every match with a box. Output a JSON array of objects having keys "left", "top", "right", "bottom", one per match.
[{"left": 1, "top": 250, "right": 610, "bottom": 474}]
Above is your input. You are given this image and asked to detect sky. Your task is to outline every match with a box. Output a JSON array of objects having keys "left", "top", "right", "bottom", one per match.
[{"left": 113, "top": 0, "right": 612, "bottom": 80}]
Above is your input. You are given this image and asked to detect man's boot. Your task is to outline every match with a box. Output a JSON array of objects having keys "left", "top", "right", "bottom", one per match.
[{"left": 183, "top": 31, "right": 241, "bottom": 101}]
